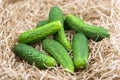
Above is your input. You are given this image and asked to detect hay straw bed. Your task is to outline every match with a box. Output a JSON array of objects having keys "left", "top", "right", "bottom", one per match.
[{"left": 0, "top": 0, "right": 120, "bottom": 80}]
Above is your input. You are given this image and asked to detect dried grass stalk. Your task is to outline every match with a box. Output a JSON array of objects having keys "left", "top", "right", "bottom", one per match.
[{"left": 0, "top": 0, "right": 120, "bottom": 80}]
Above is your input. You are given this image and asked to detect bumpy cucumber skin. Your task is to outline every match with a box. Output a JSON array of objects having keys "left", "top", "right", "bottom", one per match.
[
  {"left": 65, "top": 14, "right": 110, "bottom": 41},
  {"left": 36, "top": 19, "right": 71, "bottom": 30},
  {"left": 18, "top": 21, "right": 61, "bottom": 44},
  {"left": 14, "top": 43, "right": 56, "bottom": 69},
  {"left": 43, "top": 39, "right": 74, "bottom": 72},
  {"left": 72, "top": 33, "right": 89, "bottom": 69},
  {"left": 36, "top": 20, "right": 48, "bottom": 28},
  {"left": 64, "top": 16, "right": 84, "bottom": 30},
  {"left": 49, "top": 6, "right": 64, "bottom": 26},
  {"left": 48, "top": 6, "right": 71, "bottom": 51}
]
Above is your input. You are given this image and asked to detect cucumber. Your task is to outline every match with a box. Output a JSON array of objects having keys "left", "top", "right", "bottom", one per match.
[
  {"left": 36, "top": 19, "right": 71, "bottom": 30},
  {"left": 64, "top": 20, "right": 71, "bottom": 30},
  {"left": 13, "top": 43, "right": 56, "bottom": 69},
  {"left": 65, "top": 14, "right": 110, "bottom": 41},
  {"left": 48, "top": 6, "right": 71, "bottom": 51},
  {"left": 18, "top": 21, "right": 61, "bottom": 44},
  {"left": 64, "top": 17, "right": 84, "bottom": 30},
  {"left": 72, "top": 33, "right": 89, "bottom": 69},
  {"left": 43, "top": 39, "right": 74, "bottom": 72},
  {"left": 36, "top": 20, "right": 48, "bottom": 28}
]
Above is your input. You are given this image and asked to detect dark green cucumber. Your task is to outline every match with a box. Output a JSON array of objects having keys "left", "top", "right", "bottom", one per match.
[
  {"left": 14, "top": 43, "right": 56, "bottom": 69},
  {"left": 36, "top": 20, "right": 48, "bottom": 28},
  {"left": 72, "top": 33, "right": 89, "bottom": 69},
  {"left": 18, "top": 21, "right": 61, "bottom": 44},
  {"left": 65, "top": 14, "right": 110, "bottom": 41},
  {"left": 48, "top": 6, "right": 71, "bottom": 51},
  {"left": 64, "top": 19, "right": 71, "bottom": 30},
  {"left": 43, "top": 39, "right": 74, "bottom": 72}
]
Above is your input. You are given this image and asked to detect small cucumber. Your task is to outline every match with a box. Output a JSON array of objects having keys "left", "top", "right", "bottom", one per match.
[
  {"left": 13, "top": 43, "right": 56, "bottom": 69},
  {"left": 36, "top": 19, "right": 71, "bottom": 30},
  {"left": 43, "top": 39, "right": 74, "bottom": 72},
  {"left": 36, "top": 20, "right": 48, "bottom": 28},
  {"left": 65, "top": 14, "right": 110, "bottom": 41},
  {"left": 64, "top": 17, "right": 84, "bottom": 30},
  {"left": 72, "top": 33, "right": 89, "bottom": 69},
  {"left": 18, "top": 21, "right": 61, "bottom": 44},
  {"left": 48, "top": 6, "right": 71, "bottom": 51}
]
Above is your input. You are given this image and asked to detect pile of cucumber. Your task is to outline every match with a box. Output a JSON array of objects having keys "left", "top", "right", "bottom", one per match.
[{"left": 13, "top": 6, "right": 110, "bottom": 72}]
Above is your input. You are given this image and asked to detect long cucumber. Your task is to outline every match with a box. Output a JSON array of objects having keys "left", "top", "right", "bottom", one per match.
[
  {"left": 43, "top": 39, "right": 74, "bottom": 72},
  {"left": 48, "top": 6, "right": 71, "bottom": 51},
  {"left": 65, "top": 14, "right": 110, "bottom": 41},
  {"left": 72, "top": 33, "right": 89, "bottom": 69},
  {"left": 18, "top": 21, "right": 61, "bottom": 44},
  {"left": 14, "top": 43, "right": 56, "bottom": 69}
]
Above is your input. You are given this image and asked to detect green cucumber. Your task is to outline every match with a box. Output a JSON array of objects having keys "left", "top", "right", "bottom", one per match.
[
  {"left": 48, "top": 6, "right": 71, "bottom": 51},
  {"left": 65, "top": 14, "right": 110, "bottom": 41},
  {"left": 72, "top": 33, "right": 89, "bottom": 69},
  {"left": 36, "top": 20, "right": 48, "bottom": 28},
  {"left": 18, "top": 21, "right": 61, "bottom": 44},
  {"left": 36, "top": 19, "right": 71, "bottom": 30},
  {"left": 64, "top": 17, "right": 84, "bottom": 30},
  {"left": 43, "top": 39, "right": 74, "bottom": 72},
  {"left": 64, "top": 20, "right": 71, "bottom": 30},
  {"left": 14, "top": 43, "right": 56, "bottom": 69}
]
